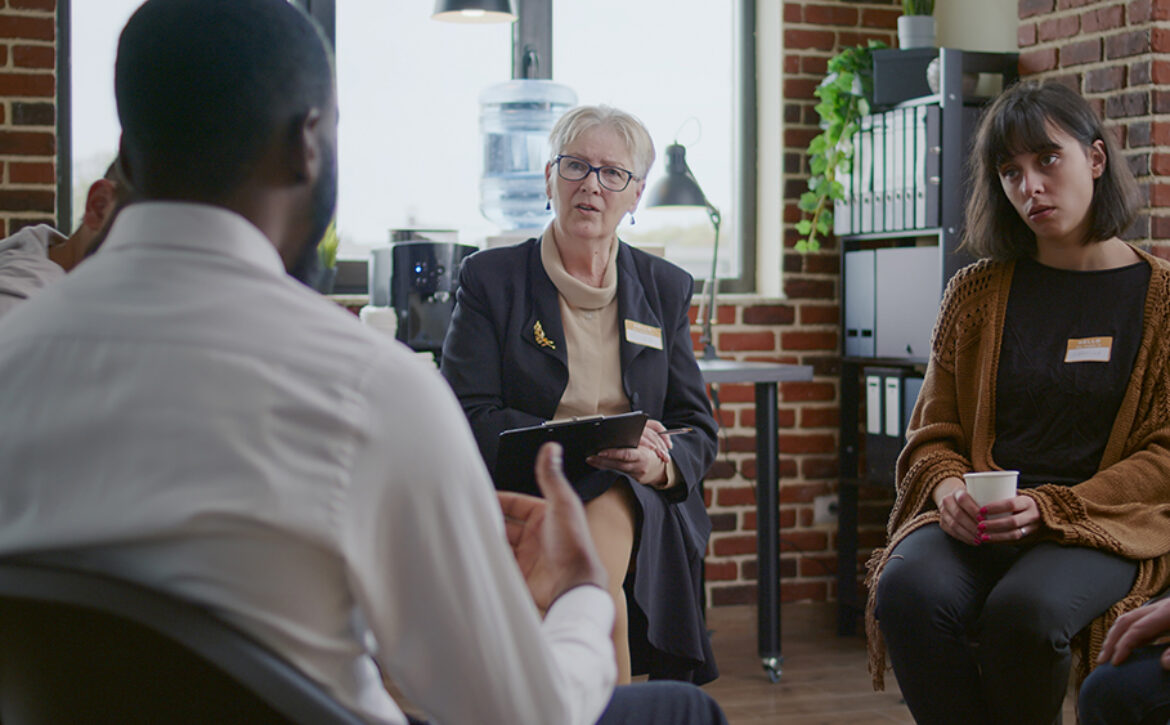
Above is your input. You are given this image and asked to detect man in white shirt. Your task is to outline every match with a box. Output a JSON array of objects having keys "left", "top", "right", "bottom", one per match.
[
  {"left": 0, "top": 163, "right": 122, "bottom": 318},
  {"left": 0, "top": 1, "right": 725, "bottom": 723}
]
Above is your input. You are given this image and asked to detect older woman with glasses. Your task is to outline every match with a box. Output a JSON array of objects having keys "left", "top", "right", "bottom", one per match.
[{"left": 441, "top": 105, "right": 718, "bottom": 686}]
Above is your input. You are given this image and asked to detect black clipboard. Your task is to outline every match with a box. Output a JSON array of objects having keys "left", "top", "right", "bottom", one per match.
[{"left": 494, "top": 411, "right": 648, "bottom": 494}]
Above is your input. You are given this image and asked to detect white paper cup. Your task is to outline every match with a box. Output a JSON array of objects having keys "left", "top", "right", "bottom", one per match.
[{"left": 963, "top": 470, "right": 1019, "bottom": 518}]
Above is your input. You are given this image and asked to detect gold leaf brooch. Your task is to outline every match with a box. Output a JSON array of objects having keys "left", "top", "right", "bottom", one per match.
[{"left": 534, "top": 321, "right": 556, "bottom": 350}]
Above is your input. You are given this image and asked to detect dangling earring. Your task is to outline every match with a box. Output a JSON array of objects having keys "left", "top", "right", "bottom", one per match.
[
  {"left": 629, "top": 213, "right": 636, "bottom": 226},
  {"left": 545, "top": 199, "right": 551, "bottom": 211}
]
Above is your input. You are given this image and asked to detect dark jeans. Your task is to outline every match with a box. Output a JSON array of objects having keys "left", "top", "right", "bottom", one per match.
[
  {"left": 876, "top": 524, "right": 1137, "bottom": 725},
  {"left": 406, "top": 681, "right": 727, "bottom": 725},
  {"left": 1080, "top": 644, "right": 1170, "bottom": 725}
]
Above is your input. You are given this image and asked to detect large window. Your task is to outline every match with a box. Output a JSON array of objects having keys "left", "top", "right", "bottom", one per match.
[{"left": 66, "top": 1, "right": 762, "bottom": 291}]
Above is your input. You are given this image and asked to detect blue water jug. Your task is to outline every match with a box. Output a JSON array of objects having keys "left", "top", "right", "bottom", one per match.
[{"left": 479, "top": 80, "right": 577, "bottom": 231}]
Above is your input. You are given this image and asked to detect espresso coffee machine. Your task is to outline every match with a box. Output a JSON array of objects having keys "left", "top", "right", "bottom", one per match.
[{"left": 390, "top": 240, "right": 477, "bottom": 363}]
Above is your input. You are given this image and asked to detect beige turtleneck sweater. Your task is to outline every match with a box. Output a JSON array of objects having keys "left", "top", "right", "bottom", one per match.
[{"left": 541, "top": 230, "right": 678, "bottom": 489}]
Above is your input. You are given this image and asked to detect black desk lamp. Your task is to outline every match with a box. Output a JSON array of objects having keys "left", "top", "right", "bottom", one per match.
[
  {"left": 432, "top": 0, "right": 516, "bottom": 23},
  {"left": 646, "top": 143, "right": 723, "bottom": 361}
]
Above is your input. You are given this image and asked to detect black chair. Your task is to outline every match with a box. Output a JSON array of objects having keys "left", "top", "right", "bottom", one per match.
[{"left": 0, "top": 556, "right": 368, "bottom": 725}]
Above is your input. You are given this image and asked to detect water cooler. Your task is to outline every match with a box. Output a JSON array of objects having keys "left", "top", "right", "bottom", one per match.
[
  {"left": 479, "top": 79, "right": 577, "bottom": 231},
  {"left": 390, "top": 241, "right": 477, "bottom": 363}
]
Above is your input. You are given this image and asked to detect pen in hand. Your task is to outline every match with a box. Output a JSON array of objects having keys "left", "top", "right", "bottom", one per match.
[{"left": 659, "top": 427, "right": 693, "bottom": 437}]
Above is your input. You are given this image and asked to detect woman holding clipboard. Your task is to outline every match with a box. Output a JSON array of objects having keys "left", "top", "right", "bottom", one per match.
[{"left": 441, "top": 105, "right": 719, "bottom": 686}]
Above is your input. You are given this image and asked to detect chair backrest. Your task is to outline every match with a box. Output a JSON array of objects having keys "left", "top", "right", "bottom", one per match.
[{"left": 0, "top": 556, "right": 369, "bottom": 725}]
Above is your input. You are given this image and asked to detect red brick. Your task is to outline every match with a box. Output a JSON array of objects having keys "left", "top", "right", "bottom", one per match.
[
  {"left": 1153, "top": 152, "right": 1170, "bottom": 175},
  {"left": 1153, "top": 122, "right": 1170, "bottom": 146},
  {"left": 715, "top": 382, "right": 755, "bottom": 404},
  {"left": 1155, "top": 27, "right": 1170, "bottom": 53},
  {"left": 713, "top": 534, "right": 758, "bottom": 557},
  {"left": 10, "top": 0, "right": 57, "bottom": 8},
  {"left": 802, "top": 457, "right": 839, "bottom": 479},
  {"left": 0, "top": 47, "right": 8, "bottom": 66},
  {"left": 0, "top": 130, "right": 53, "bottom": 156},
  {"left": 1154, "top": 60, "right": 1170, "bottom": 84},
  {"left": 716, "top": 486, "right": 756, "bottom": 507},
  {"left": 718, "top": 331, "right": 776, "bottom": 352},
  {"left": 776, "top": 433, "right": 835, "bottom": 455},
  {"left": 784, "top": 77, "right": 822, "bottom": 101},
  {"left": 803, "top": 253, "right": 840, "bottom": 275},
  {"left": 1134, "top": 0, "right": 1156, "bottom": 22},
  {"left": 1107, "top": 90, "right": 1149, "bottom": 118},
  {"left": 801, "top": 55, "right": 828, "bottom": 75},
  {"left": 780, "top": 580, "right": 828, "bottom": 603},
  {"left": 780, "top": 530, "right": 829, "bottom": 553},
  {"left": 0, "top": 72, "right": 54, "bottom": 97},
  {"left": 12, "top": 44, "right": 53, "bottom": 69},
  {"left": 800, "top": 407, "right": 838, "bottom": 428},
  {"left": 1085, "top": 66, "right": 1125, "bottom": 94},
  {"left": 1153, "top": 216, "right": 1170, "bottom": 239},
  {"left": 11, "top": 101, "right": 53, "bottom": 126},
  {"left": 781, "top": 381, "right": 835, "bottom": 403},
  {"left": 1018, "top": 23, "right": 1037, "bottom": 48},
  {"left": 784, "top": 54, "right": 801, "bottom": 74},
  {"left": 784, "top": 28, "right": 835, "bottom": 52},
  {"left": 779, "top": 482, "right": 831, "bottom": 504},
  {"left": 1129, "top": 121, "right": 1152, "bottom": 148},
  {"left": 1108, "top": 30, "right": 1151, "bottom": 59},
  {"left": 711, "top": 584, "right": 757, "bottom": 607},
  {"left": 741, "top": 406, "right": 796, "bottom": 430},
  {"left": 742, "top": 304, "right": 795, "bottom": 326},
  {"left": 1149, "top": 183, "right": 1170, "bottom": 206},
  {"left": 780, "top": 330, "right": 836, "bottom": 351},
  {"left": 1058, "top": 0, "right": 1095, "bottom": 7},
  {"left": 1081, "top": 5, "right": 1124, "bottom": 32},
  {"left": 8, "top": 160, "right": 52, "bottom": 184},
  {"left": 0, "top": 15, "right": 54, "bottom": 40},
  {"left": 0, "top": 189, "right": 53, "bottom": 212},
  {"left": 799, "top": 304, "right": 838, "bottom": 326},
  {"left": 1020, "top": 48, "right": 1058, "bottom": 76},
  {"left": 1020, "top": 0, "right": 1056, "bottom": 17},
  {"left": 740, "top": 457, "right": 798, "bottom": 481},
  {"left": 1131, "top": 60, "right": 1153, "bottom": 86},
  {"left": 783, "top": 278, "right": 834, "bottom": 299},
  {"left": 705, "top": 561, "right": 738, "bottom": 581},
  {"left": 804, "top": 3, "right": 858, "bottom": 26},
  {"left": 783, "top": 2, "right": 801, "bottom": 24},
  {"left": 1061, "top": 39, "right": 1102, "bottom": 67},
  {"left": 861, "top": 7, "right": 900, "bottom": 29},
  {"left": 1156, "top": 0, "right": 1170, "bottom": 20},
  {"left": 1156, "top": 91, "right": 1170, "bottom": 114},
  {"left": 799, "top": 556, "right": 838, "bottom": 578},
  {"left": 1038, "top": 16, "right": 1080, "bottom": 42}
]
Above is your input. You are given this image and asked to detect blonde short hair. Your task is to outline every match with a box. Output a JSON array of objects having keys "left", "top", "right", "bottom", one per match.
[{"left": 548, "top": 105, "right": 656, "bottom": 179}]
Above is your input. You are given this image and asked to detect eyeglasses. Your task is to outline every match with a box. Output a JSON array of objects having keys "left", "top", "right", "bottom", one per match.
[{"left": 553, "top": 154, "right": 639, "bottom": 192}]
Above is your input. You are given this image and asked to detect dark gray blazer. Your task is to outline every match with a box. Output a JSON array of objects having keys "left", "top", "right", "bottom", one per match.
[{"left": 440, "top": 237, "right": 719, "bottom": 683}]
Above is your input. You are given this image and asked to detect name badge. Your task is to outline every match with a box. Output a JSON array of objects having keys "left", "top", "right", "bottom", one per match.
[
  {"left": 624, "top": 319, "right": 663, "bottom": 350},
  {"left": 1065, "top": 336, "right": 1113, "bottom": 363}
]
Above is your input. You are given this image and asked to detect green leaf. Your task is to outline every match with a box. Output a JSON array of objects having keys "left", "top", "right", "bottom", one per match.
[{"left": 796, "top": 220, "right": 812, "bottom": 236}]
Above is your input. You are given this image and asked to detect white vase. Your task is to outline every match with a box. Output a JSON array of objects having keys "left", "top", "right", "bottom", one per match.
[{"left": 898, "top": 15, "right": 936, "bottom": 50}]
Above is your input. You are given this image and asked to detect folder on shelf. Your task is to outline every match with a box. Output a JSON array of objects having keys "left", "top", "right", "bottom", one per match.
[
  {"left": 890, "top": 109, "right": 904, "bottom": 232},
  {"left": 834, "top": 136, "right": 853, "bottom": 236},
  {"left": 860, "top": 115, "right": 874, "bottom": 234},
  {"left": 872, "top": 113, "right": 885, "bottom": 234},
  {"left": 884, "top": 376, "right": 902, "bottom": 437},
  {"left": 923, "top": 105, "right": 942, "bottom": 229},
  {"left": 903, "top": 106, "right": 917, "bottom": 229},
  {"left": 852, "top": 123, "right": 863, "bottom": 234},
  {"left": 865, "top": 375, "right": 882, "bottom": 434}
]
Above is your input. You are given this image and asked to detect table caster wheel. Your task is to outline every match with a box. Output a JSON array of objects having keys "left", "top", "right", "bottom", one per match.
[{"left": 762, "top": 656, "right": 782, "bottom": 683}]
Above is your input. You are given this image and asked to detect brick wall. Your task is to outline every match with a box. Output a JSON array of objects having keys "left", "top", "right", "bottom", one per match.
[
  {"left": 1018, "top": 0, "right": 1170, "bottom": 256},
  {"left": 0, "top": 0, "right": 58, "bottom": 236},
  {"left": 697, "top": 0, "right": 901, "bottom": 608}
]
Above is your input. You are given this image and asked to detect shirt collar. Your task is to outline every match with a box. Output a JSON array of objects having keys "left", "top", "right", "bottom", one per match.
[
  {"left": 101, "top": 202, "right": 288, "bottom": 278},
  {"left": 539, "top": 226, "right": 619, "bottom": 311}
]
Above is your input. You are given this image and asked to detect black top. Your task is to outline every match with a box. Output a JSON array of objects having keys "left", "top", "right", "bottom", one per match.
[{"left": 994, "top": 256, "right": 1150, "bottom": 487}]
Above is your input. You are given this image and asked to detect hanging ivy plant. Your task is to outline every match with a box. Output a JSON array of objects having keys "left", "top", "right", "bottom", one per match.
[{"left": 796, "top": 40, "right": 887, "bottom": 253}]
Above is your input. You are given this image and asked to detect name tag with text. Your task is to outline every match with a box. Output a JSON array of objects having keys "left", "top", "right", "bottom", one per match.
[
  {"left": 1065, "top": 336, "right": 1113, "bottom": 363},
  {"left": 624, "top": 319, "right": 663, "bottom": 350}
]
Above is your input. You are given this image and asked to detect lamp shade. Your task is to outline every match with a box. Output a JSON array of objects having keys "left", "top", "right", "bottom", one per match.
[
  {"left": 432, "top": 0, "right": 517, "bottom": 23},
  {"left": 646, "top": 144, "right": 707, "bottom": 208}
]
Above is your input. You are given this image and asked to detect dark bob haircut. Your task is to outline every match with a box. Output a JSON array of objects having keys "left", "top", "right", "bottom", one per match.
[
  {"left": 961, "top": 81, "right": 1140, "bottom": 261},
  {"left": 115, "top": 0, "right": 333, "bottom": 203}
]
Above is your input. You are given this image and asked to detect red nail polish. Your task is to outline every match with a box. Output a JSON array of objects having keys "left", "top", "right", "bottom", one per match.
[
  {"left": 977, "top": 522, "right": 986, "bottom": 532},
  {"left": 973, "top": 537, "right": 981, "bottom": 546},
  {"left": 980, "top": 506, "right": 988, "bottom": 516},
  {"left": 981, "top": 534, "right": 990, "bottom": 542}
]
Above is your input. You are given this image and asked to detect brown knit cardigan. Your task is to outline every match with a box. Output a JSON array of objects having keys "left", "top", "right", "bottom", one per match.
[{"left": 865, "top": 245, "right": 1170, "bottom": 690}]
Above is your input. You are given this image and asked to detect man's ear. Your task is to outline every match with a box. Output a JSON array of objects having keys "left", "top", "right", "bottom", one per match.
[
  {"left": 290, "top": 108, "right": 323, "bottom": 185},
  {"left": 82, "top": 179, "right": 119, "bottom": 231}
]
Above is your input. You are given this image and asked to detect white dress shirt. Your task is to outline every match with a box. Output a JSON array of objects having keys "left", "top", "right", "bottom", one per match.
[
  {"left": 0, "top": 223, "right": 65, "bottom": 319},
  {"left": 0, "top": 202, "right": 616, "bottom": 725}
]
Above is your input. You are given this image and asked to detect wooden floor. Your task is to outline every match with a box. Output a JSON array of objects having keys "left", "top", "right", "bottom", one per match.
[{"left": 697, "top": 602, "right": 1077, "bottom": 724}]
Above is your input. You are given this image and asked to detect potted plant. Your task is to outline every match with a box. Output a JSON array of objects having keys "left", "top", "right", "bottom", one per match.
[
  {"left": 898, "top": 0, "right": 936, "bottom": 49},
  {"left": 796, "top": 40, "right": 886, "bottom": 253},
  {"left": 315, "top": 219, "right": 340, "bottom": 294}
]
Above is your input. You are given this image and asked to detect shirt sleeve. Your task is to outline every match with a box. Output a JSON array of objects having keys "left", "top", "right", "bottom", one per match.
[{"left": 340, "top": 344, "right": 616, "bottom": 725}]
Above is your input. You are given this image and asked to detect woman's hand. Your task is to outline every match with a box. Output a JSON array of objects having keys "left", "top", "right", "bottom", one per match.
[
  {"left": 933, "top": 477, "right": 983, "bottom": 545},
  {"left": 976, "top": 494, "right": 1042, "bottom": 544},
  {"left": 587, "top": 419, "right": 671, "bottom": 486}
]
